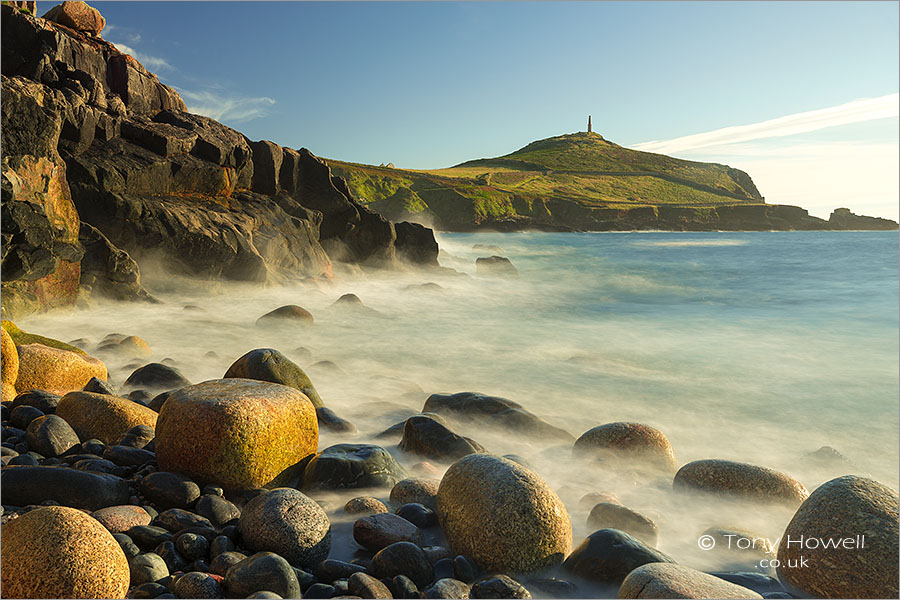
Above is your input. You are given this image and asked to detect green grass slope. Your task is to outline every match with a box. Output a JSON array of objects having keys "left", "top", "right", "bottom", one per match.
[{"left": 326, "top": 131, "right": 767, "bottom": 231}]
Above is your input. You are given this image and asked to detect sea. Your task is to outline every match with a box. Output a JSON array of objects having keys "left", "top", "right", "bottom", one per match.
[{"left": 18, "top": 230, "right": 899, "bottom": 581}]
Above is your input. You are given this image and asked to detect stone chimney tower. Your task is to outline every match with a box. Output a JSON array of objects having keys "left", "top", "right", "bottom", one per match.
[{"left": 588, "top": 115, "right": 592, "bottom": 133}]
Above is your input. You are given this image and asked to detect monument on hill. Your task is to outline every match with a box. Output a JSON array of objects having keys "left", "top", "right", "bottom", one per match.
[{"left": 588, "top": 115, "right": 592, "bottom": 133}]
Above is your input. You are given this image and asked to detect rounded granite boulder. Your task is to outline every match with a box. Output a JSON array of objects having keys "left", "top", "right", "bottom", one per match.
[
  {"left": 303, "top": 443, "right": 407, "bottom": 490},
  {"left": 15, "top": 343, "right": 108, "bottom": 394},
  {"left": 573, "top": 422, "right": 677, "bottom": 472},
  {"left": 56, "top": 391, "right": 158, "bottom": 445},
  {"left": 239, "top": 488, "right": 331, "bottom": 568},
  {"left": 674, "top": 459, "right": 808, "bottom": 507},
  {"left": 41, "top": 0, "right": 106, "bottom": 36},
  {"left": 776, "top": 475, "right": 899, "bottom": 599},
  {"left": 619, "top": 563, "right": 762, "bottom": 599},
  {"left": 155, "top": 378, "right": 318, "bottom": 490},
  {"left": 224, "top": 348, "right": 324, "bottom": 408},
  {"left": 1, "top": 505, "right": 129, "bottom": 598},
  {"left": 436, "top": 453, "right": 572, "bottom": 574},
  {"left": 1, "top": 324, "right": 18, "bottom": 387}
]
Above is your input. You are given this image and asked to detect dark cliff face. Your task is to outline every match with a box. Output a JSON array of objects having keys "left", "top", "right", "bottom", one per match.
[{"left": 0, "top": 3, "right": 439, "bottom": 317}]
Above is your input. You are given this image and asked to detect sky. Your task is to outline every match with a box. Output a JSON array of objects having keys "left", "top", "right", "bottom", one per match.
[{"left": 94, "top": 1, "right": 899, "bottom": 220}]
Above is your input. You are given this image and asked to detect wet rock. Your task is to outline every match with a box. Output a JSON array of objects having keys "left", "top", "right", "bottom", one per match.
[
  {"left": 155, "top": 379, "right": 318, "bottom": 490},
  {"left": 56, "top": 390, "right": 157, "bottom": 445},
  {"left": 573, "top": 422, "right": 677, "bottom": 472},
  {"left": 348, "top": 572, "right": 393, "bottom": 599},
  {"left": 103, "top": 444, "right": 155, "bottom": 466},
  {"left": 257, "top": 305, "right": 314, "bottom": 326},
  {"left": 395, "top": 503, "right": 437, "bottom": 528},
  {"left": 155, "top": 508, "right": 213, "bottom": 532},
  {"left": 124, "top": 363, "right": 191, "bottom": 391},
  {"left": 24, "top": 414, "right": 79, "bottom": 457},
  {"left": 304, "top": 443, "right": 407, "bottom": 490},
  {"left": 1, "top": 465, "right": 130, "bottom": 509},
  {"left": 371, "top": 541, "right": 434, "bottom": 588},
  {"left": 176, "top": 532, "right": 211, "bottom": 561},
  {"left": 174, "top": 571, "right": 224, "bottom": 598},
  {"left": 10, "top": 404, "right": 43, "bottom": 429},
  {"left": 390, "top": 477, "right": 440, "bottom": 510},
  {"left": 130, "top": 552, "right": 170, "bottom": 585},
  {"left": 154, "top": 540, "right": 188, "bottom": 573},
  {"left": 127, "top": 525, "right": 174, "bottom": 550},
  {"left": 353, "top": 513, "right": 424, "bottom": 552},
  {"left": 470, "top": 575, "right": 531, "bottom": 599},
  {"left": 776, "top": 475, "right": 899, "bottom": 598},
  {"left": 618, "top": 563, "right": 762, "bottom": 599},
  {"left": 561, "top": 529, "right": 675, "bottom": 587},
  {"left": 399, "top": 415, "right": 484, "bottom": 462},
  {"left": 341, "top": 497, "right": 386, "bottom": 517},
  {"left": 437, "top": 454, "right": 571, "bottom": 574},
  {"left": 1, "top": 506, "right": 129, "bottom": 598},
  {"left": 224, "top": 348, "right": 325, "bottom": 408},
  {"left": 11, "top": 389, "right": 61, "bottom": 413},
  {"left": 210, "top": 534, "right": 236, "bottom": 558},
  {"left": 318, "top": 406, "right": 358, "bottom": 433},
  {"left": 210, "top": 551, "right": 247, "bottom": 576},
  {"left": 315, "top": 558, "right": 367, "bottom": 582},
  {"left": 140, "top": 471, "right": 201, "bottom": 509},
  {"left": 225, "top": 552, "right": 301, "bottom": 600},
  {"left": 195, "top": 493, "right": 241, "bottom": 527},
  {"left": 92, "top": 504, "right": 152, "bottom": 533},
  {"left": 674, "top": 459, "right": 808, "bottom": 507},
  {"left": 239, "top": 488, "right": 332, "bottom": 569},
  {"left": 15, "top": 343, "right": 107, "bottom": 395},
  {"left": 475, "top": 256, "right": 518, "bottom": 278},
  {"left": 586, "top": 503, "right": 658, "bottom": 546},
  {"left": 423, "top": 392, "right": 572, "bottom": 442},
  {"left": 423, "top": 578, "right": 470, "bottom": 599}
]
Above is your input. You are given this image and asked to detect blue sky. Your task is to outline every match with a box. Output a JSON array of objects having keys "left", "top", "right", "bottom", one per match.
[{"left": 97, "top": 2, "right": 899, "bottom": 219}]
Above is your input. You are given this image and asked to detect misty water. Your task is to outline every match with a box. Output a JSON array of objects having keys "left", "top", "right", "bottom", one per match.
[{"left": 19, "top": 230, "right": 899, "bottom": 591}]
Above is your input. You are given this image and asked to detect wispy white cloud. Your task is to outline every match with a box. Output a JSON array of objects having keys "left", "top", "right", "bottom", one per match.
[
  {"left": 632, "top": 94, "right": 899, "bottom": 154},
  {"left": 111, "top": 42, "right": 172, "bottom": 71},
  {"left": 178, "top": 89, "right": 276, "bottom": 124},
  {"left": 105, "top": 24, "right": 141, "bottom": 44}
]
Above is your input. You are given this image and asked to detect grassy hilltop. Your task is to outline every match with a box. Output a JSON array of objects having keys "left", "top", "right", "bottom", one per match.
[{"left": 326, "top": 132, "right": 769, "bottom": 231}]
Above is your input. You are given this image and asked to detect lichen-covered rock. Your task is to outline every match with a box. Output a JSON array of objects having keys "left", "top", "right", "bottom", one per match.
[
  {"left": 674, "top": 459, "right": 808, "bottom": 507},
  {"left": 56, "top": 390, "right": 157, "bottom": 445},
  {"left": 239, "top": 488, "right": 331, "bottom": 569},
  {"left": 436, "top": 453, "right": 572, "bottom": 574},
  {"left": 390, "top": 477, "right": 440, "bottom": 510},
  {"left": 1, "top": 505, "right": 129, "bottom": 598},
  {"left": 304, "top": 443, "right": 407, "bottom": 490},
  {"left": 1, "top": 325, "right": 18, "bottom": 386},
  {"left": 155, "top": 378, "right": 318, "bottom": 490},
  {"left": 618, "top": 563, "right": 762, "bottom": 599},
  {"left": 224, "top": 348, "right": 324, "bottom": 408},
  {"left": 1, "top": 381, "right": 17, "bottom": 403},
  {"left": 41, "top": 1, "right": 106, "bottom": 36},
  {"left": 1, "top": 321, "right": 85, "bottom": 353},
  {"left": 776, "top": 475, "right": 899, "bottom": 599},
  {"left": 15, "top": 343, "right": 107, "bottom": 394},
  {"left": 573, "top": 422, "right": 677, "bottom": 472}
]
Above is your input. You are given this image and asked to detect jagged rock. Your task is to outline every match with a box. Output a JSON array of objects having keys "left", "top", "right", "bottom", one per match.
[
  {"left": 395, "top": 221, "right": 439, "bottom": 266},
  {"left": 828, "top": 207, "right": 898, "bottom": 230},
  {"left": 79, "top": 222, "right": 155, "bottom": 302},
  {"left": 41, "top": 1, "right": 106, "bottom": 36}
]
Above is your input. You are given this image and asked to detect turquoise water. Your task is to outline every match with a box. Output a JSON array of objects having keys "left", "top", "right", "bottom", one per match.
[{"left": 21, "top": 230, "right": 899, "bottom": 574}]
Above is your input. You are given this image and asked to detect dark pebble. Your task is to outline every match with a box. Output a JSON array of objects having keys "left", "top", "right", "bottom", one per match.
[
  {"left": 129, "top": 552, "right": 170, "bottom": 585},
  {"left": 294, "top": 567, "right": 317, "bottom": 592},
  {"left": 175, "top": 532, "right": 210, "bottom": 561},
  {"left": 103, "top": 444, "right": 155, "bottom": 466},
  {"left": 471, "top": 575, "right": 531, "bottom": 599},
  {"left": 11, "top": 389, "right": 60, "bottom": 414},
  {"left": 10, "top": 405, "right": 44, "bottom": 429},
  {"left": 125, "top": 363, "right": 191, "bottom": 390},
  {"left": 189, "top": 559, "right": 211, "bottom": 573},
  {"left": 128, "top": 525, "right": 174, "bottom": 549},
  {"left": 433, "top": 558, "right": 455, "bottom": 581},
  {"left": 203, "top": 484, "right": 225, "bottom": 496},
  {"left": 422, "top": 546, "right": 453, "bottom": 565},
  {"left": 423, "top": 578, "right": 470, "bottom": 599},
  {"left": 353, "top": 513, "right": 423, "bottom": 552},
  {"left": 391, "top": 575, "right": 419, "bottom": 600},
  {"left": 195, "top": 493, "right": 241, "bottom": 526},
  {"left": 132, "top": 581, "right": 169, "bottom": 599},
  {"left": 210, "top": 535, "right": 236, "bottom": 558},
  {"left": 173, "top": 571, "right": 223, "bottom": 599},
  {"left": 73, "top": 457, "right": 120, "bottom": 474},
  {"left": 210, "top": 551, "right": 247, "bottom": 576},
  {"left": 155, "top": 508, "right": 213, "bottom": 532},
  {"left": 141, "top": 471, "right": 201, "bottom": 510},
  {"left": 81, "top": 439, "right": 106, "bottom": 455},
  {"left": 561, "top": 529, "right": 675, "bottom": 586},
  {"left": 348, "top": 572, "right": 392, "bottom": 599},
  {"left": 395, "top": 502, "right": 437, "bottom": 528},
  {"left": 84, "top": 376, "right": 116, "bottom": 395},
  {"left": 9, "top": 454, "right": 39, "bottom": 466},
  {"left": 371, "top": 541, "right": 433, "bottom": 588},
  {"left": 116, "top": 424, "right": 155, "bottom": 449},
  {"left": 114, "top": 532, "right": 141, "bottom": 559},
  {"left": 154, "top": 540, "right": 188, "bottom": 572},
  {"left": 453, "top": 556, "right": 476, "bottom": 583},
  {"left": 524, "top": 578, "right": 579, "bottom": 599},
  {"left": 305, "top": 583, "right": 336, "bottom": 599},
  {"left": 225, "top": 552, "right": 301, "bottom": 599},
  {"left": 25, "top": 414, "right": 79, "bottom": 457},
  {"left": 316, "top": 559, "right": 368, "bottom": 582},
  {"left": 333, "top": 579, "right": 350, "bottom": 595}
]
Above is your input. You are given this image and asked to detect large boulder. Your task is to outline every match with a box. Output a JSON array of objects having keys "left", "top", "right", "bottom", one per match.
[
  {"left": 674, "top": 459, "right": 808, "bottom": 507},
  {"left": 1, "top": 465, "right": 131, "bottom": 509},
  {"left": 1, "top": 325, "right": 18, "bottom": 387},
  {"left": 155, "top": 379, "right": 318, "bottom": 490},
  {"left": 573, "top": 422, "right": 677, "bottom": 472},
  {"left": 1, "top": 506, "right": 129, "bottom": 598},
  {"left": 586, "top": 503, "right": 658, "bottom": 547},
  {"left": 303, "top": 443, "right": 407, "bottom": 490},
  {"left": 561, "top": 529, "right": 675, "bottom": 587},
  {"left": 423, "top": 392, "right": 573, "bottom": 442},
  {"left": 618, "top": 563, "right": 762, "bottom": 599},
  {"left": 41, "top": 1, "right": 106, "bottom": 36},
  {"left": 776, "top": 475, "right": 899, "bottom": 598},
  {"left": 56, "top": 390, "right": 158, "bottom": 445},
  {"left": 394, "top": 221, "right": 439, "bottom": 266},
  {"left": 238, "top": 488, "right": 331, "bottom": 569},
  {"left": 436, "top": 453, "right": 572, "bottom": 574},
  {"left": 224, "top": 348, "right": 324, "bottom": 408},
  {"left": 15, "top": 343, "right": 107, "bottom": 394}
]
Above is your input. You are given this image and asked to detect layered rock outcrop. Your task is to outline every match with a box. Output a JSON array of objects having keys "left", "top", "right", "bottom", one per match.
[{"left": 1, "top": 3, "right": 441, "bottom": 317}]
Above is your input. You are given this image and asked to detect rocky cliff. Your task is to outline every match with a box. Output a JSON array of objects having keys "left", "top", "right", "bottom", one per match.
[{"left": 1, "top": 2, "right": 439, "bottom": 318}]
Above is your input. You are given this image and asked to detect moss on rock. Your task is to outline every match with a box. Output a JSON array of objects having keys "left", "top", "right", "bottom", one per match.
[
  {"left": 1, "top": 320, "right": 86, "bottom": 354},
  {"left": 1, "top": 505, "right": 130, "bottom": 598},
  {"left": 155, "top": 378, "right": 318, "bottom": 490},
  {"left": 56, "top": 391, "right": 158, "bottom": 445},
  {"left": 15, "top": 343, "right": 107, "bottom": 394},
  {"left": 224, "top": 348, "right": 324, "bottom": 408},
  {"left": 436, "top": 453, "right": 572, "bottom": 574}
]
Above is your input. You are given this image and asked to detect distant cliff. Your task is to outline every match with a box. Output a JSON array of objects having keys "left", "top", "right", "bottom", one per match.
[
  {"left": 328, "top": 133, "right": 898, "bottom": 233},
  {"left": 1, "top": 2, "right": 439, "bottom": 318}
]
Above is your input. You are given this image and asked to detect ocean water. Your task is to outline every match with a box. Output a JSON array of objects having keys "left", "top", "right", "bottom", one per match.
[{"left": 18, "top": 230, "right": 899, "bottom": 583}]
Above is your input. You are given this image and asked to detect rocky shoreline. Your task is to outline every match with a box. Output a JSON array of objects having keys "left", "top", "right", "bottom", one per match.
[{"left": 2, "top": 313, "right": 898, "bottom": 600}]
